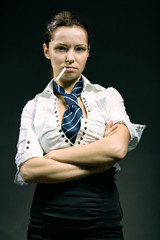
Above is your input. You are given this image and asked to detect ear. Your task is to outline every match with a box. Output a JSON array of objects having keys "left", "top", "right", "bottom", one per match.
[
  {"left": 43, "top": 43, "right": 50, "bottom": 59},
  {"left": 87, "top": 45, "right": 90, "bottom": 58}
]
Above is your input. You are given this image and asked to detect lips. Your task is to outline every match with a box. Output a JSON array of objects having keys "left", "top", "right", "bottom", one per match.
[{"left": 65, "top": 66, "right": 77, "bottom": 71}]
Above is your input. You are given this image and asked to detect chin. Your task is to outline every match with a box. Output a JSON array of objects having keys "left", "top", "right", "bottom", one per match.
[{"left": 62, "top": 72, "right": 82, "bottom": 81}]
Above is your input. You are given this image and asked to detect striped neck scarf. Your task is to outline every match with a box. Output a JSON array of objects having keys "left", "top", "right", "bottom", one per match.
[{"left": 53, "top": 78, "right": 83, "bottom": 144}]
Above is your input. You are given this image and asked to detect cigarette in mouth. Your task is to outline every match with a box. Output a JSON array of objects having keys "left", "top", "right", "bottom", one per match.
[{"left": 55, "top": 67, "right": 66, "bottom": 82}]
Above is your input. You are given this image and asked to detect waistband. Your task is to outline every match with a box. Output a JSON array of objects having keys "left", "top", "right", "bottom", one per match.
[{"left": 32, "top": 168, "right": 116, "bottom": 205}]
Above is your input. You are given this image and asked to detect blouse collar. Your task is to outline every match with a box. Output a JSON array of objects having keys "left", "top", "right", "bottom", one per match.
[{"left": 43, "top": 74, "right": 94, "bottom": 95}]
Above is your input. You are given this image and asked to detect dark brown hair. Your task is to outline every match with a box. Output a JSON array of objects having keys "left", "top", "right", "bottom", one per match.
[{"left": 44, "top": 11, "right": 91, "bottom": 47}]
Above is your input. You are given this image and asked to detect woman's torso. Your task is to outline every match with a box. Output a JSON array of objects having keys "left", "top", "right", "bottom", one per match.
[
  {"left": 33, "top": 78, "right": 108, "bottom": 154},
  {"left": 30, "top": 168, "right": 122, "bottom": 232}
]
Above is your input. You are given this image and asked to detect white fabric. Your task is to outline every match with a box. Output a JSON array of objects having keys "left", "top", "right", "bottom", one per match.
[{"left": 15, "top": 75, "right": 145, "bottom": 185}]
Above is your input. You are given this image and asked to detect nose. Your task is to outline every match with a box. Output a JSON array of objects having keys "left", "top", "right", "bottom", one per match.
[{"left": 65, "top": 49, "right": 75, "bottom": 64}]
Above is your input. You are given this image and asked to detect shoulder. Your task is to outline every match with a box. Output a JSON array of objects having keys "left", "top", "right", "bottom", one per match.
[
  {"left": 105, "top": 87, "right": 124, "bottom": 100},
  {"left": 23, "top": 96, "right": 38, "bottom": 111},
  {"left": 82, "top": 75, "right": 121, "bottom": 96},
  {"left": 21, "top": 98, "right": 37, "bottom": 120},
  {"left": 83, "top": 78, "right": 122, "bottom": 101},
  {"left": 91, "top": 85, "right": 124, "bottom": 103},
  {"left": 22, "top": 82, "right": 51, "bottom": 114}
]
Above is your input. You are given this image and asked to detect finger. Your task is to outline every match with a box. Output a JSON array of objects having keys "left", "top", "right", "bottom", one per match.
[
  {"left": 108, "top": 129, "right": 117, "bottom": 136},
  {"left": 104, "top": 124, "right": 118, "bottom": 137},
  {"left": 105, "top": 120, "right": 113, "bottom": 131},
  {"left": 104, "top": 127, "right": 118, "bottom": 137}
]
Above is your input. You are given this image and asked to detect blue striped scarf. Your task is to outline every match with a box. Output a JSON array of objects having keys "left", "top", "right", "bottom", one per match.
[{"left": 53, "top": 78, "right": 83, "bottom": 144}]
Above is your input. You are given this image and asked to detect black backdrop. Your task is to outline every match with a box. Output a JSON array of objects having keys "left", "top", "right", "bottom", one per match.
[{"left": 0, "top": 1, "right": 159, "bottom": 239}]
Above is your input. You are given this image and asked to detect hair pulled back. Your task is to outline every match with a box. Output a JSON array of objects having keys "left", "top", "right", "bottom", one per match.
[{"left": 44, "top": 11, "right": 90, "bottom": 47}]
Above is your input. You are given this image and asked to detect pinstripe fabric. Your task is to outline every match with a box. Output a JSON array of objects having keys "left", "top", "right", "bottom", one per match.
[{"left": 53, "top": 78, "right": 83, "bottom": 143}]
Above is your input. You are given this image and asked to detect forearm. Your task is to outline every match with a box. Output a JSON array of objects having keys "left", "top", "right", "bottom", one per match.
[
  {"left": 45, "top": 124, "right": 129, "bottom": 167},
  {"left": 45, "top": 139, "right": 116, "bottom": 167},
  {"left": 20, "top": 157, "right": 111, "bottom": 184}
]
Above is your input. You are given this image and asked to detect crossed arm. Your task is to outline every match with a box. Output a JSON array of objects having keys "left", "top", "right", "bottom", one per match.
[{"left": 20, "top": 121, "right": 129, "bottom": 184}]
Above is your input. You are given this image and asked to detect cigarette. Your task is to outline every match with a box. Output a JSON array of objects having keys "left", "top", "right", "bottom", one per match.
[{"left": 55, "top": 67, "right": 66, "bottom": 82}]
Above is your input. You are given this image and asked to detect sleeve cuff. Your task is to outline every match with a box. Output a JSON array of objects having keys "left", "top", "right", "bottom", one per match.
[
  {"left": 15, "top": 128, "right": 43, "bottom": 185},
  {"left": 113, "top": 119, "right": 146, "bottom": 152}
]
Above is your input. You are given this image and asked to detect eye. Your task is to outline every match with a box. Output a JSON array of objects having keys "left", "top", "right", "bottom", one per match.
[
  {"left": 76, "top": 47, "right": 86, "bottom": 52},
  {"left": 56, "top": 46, "right": 67, "bottom": 51}
]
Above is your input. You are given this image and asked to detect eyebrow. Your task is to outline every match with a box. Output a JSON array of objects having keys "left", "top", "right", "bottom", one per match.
[{"left": 54, "top": 42, "right": 87, "bottom": 47}]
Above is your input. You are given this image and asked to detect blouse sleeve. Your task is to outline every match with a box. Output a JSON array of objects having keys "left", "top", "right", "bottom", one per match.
[
  {"left": 15, "top": 99, "right": 43, "bottom": 186},
  {"left": 105, "top": 87, "right": 145, "bottom": 152}
]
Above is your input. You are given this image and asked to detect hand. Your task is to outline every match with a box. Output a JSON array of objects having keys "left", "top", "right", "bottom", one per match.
[
  {"left": 104, "top": 120, "right": 119, "bottom": 137},
  {"left": 44, "top": 151, "right": 55, "bottom": 159}
]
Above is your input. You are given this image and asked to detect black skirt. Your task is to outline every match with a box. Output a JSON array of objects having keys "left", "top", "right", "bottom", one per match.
[{"left": 27, "top": 168, "right": 123, "bottom": 240}]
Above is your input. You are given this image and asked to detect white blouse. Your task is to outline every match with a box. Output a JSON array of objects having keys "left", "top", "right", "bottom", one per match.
[{"left": 15, "top": 75, "right": 145, "bottom": 185}]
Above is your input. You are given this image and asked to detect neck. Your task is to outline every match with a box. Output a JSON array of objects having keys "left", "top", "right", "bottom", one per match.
[{"left": 57, "top": 75, "right": 82, "bottom": 94}]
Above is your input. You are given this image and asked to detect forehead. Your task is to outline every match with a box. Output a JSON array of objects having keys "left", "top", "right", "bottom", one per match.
[{"left": 51, "top": 26, "right": 88, "bottom": 45}]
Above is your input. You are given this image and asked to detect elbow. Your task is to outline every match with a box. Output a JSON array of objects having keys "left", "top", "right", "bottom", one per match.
[
  {"left": 116, "top": 150, "right": 127, "bottom": 161},
  {"left": 115, "top": 143, "right": 128, "bottom": 160},
  {"left": 102, "top": 143, "right": 128, "bottom": 165},
  {"left": 103, "top": 143, "right": 128, "bottom": 163},
  {"left": 20, "top": 163, "right": 33, "bottom": 183}
]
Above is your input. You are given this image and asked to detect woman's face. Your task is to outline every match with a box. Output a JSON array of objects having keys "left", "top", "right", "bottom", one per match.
[{"left": 43, "top": 26, "right": 90, "bottom": 84}]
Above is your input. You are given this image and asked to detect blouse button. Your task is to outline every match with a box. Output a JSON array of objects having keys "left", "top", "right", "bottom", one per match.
[
  {"left": 26, "top": 146, "right": 29, "bottom": 149},
  {"left": 85, "top": 121, "right": 87, "bottom": 124},
  {"left": 84, "top": 127, "right": 87, "bottom": 130},
  {"left": 27, "top": 141, "right": 30, "bottom": 144},
  {"left": 78, "top": 141, "right": 81, "bottom": 144},
  {"left": 65, "top": 139, "right": 69, "bottom": 143},
  {"left": 83, "top": 132, "right": 85, "bottom": 135},
  {"left": 59, "top": 129, "right": 62, "bottom": 132},
  {"left": 80, "top": 137, "right": 83, "bottom": 140},
  {"left": 54, "top": 111, "right": 57, "bottom": 114},
  {"left": 62, "top": 134, "right": 65, "bottom": 138}
]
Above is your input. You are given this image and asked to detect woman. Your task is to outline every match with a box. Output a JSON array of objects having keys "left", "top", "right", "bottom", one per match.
[{"left": 15, "top": 11, "right": 145, "bottom": 240}]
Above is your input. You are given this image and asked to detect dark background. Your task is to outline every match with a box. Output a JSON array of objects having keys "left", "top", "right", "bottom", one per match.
[{"left": 0, "top": 0, "right": 159, "bottom": 239}]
